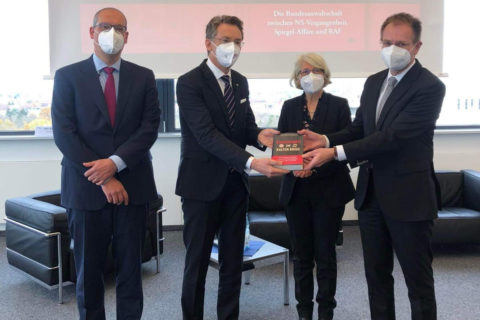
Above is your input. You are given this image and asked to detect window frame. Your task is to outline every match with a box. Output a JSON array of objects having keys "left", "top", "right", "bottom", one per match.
[
  {"left": 2, "top": 77, "right": 480, "bottom": 136},
  {"left": 156, "top": 79, "right": 176, "bottom": 133}
]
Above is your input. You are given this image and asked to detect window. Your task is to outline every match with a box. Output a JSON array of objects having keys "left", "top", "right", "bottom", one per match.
[
  {"left": 438, "top": 0, "right": 480, "bottom": 127},
  {"left": 248, "top": 79, "right": 302, "bottom": 128},
  {"left": 0, "top": 1, "right": 51, "bottom": 134},
  {"left": 247, "top": 78, "right": 364, "bottom": 128},
  {"left": 2, "top": 0, "right": 479, "bottom": 135}
]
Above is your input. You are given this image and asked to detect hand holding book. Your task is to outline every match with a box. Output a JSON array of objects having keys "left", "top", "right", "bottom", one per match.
[
  {"left": 257, "top": 128, "right": 280, "bottom": 149},
  {"left": 302, "top": 148, "right": 336, "bottom": 170},
  {"left": 293, "top": 169, "right": 313, "bottom": 178},
  {"left": 297, "top": 129, "right": 327, "bottom": 151},
  {"left": 251, "top": 158, "right": 289, "bottom": 177}
]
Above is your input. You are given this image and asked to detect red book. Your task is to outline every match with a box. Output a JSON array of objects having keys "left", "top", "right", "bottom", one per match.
[{"left": 271, "top": 133, "right": 304, "bottom": 170}]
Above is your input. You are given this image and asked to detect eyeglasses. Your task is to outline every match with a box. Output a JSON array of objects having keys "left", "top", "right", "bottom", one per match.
[
  {"left": 380, "top": 40, "right": 414, "bottom": 49},
  {"left": 212, "top": 37, "right": 245, "bottom": 48},
  {"left": 298, "top": 68, "right": 324, "bottom": 77},
  {"left": 94, "top": 23, "right": 127, "bottom": 33}
]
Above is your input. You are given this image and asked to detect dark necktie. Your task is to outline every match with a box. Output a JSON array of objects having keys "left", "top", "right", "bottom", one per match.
[
  {"left": 104, "top": 67, "right": 116, "bottom": 126},
  {"left": 220, "top": 75, "right": 235, "bottom": 128},
  {"left": 376, "top": 77, "right": 397, "bottom": 124}
]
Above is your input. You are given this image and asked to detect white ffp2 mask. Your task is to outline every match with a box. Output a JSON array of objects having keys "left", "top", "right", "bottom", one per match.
[
  {"left": 97, "top": 28, "right": 125, "bottom": 55},
  {"left": 213, "top": 42, "right": 241, "bottom": 68},
  {"left": 300, "top": 73, "right": 324, "bottom": 94},
  {"left": 381, "top": 45, "right": 412, "bottom": 71}
]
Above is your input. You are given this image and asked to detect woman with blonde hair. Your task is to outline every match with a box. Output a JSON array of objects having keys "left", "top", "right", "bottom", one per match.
[{"left": 278, "top": 53, "right": 355, "bottom": 320}]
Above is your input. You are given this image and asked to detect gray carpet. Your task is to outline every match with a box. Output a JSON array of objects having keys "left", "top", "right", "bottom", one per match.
[{"left": 1, "top": 226, "right": 479, "bottom": 320}]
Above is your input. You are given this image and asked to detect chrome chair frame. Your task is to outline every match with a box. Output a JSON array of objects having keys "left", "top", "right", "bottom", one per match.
[{"left": 4, "top": 217, "right": 72, "bottom": 304}]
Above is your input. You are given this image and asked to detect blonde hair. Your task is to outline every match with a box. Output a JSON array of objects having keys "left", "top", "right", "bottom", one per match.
[{"left": 290, "top": 53, "right": 332, "bottom": 89}]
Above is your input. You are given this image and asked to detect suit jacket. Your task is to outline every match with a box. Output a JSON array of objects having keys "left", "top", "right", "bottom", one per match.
[
  {"left": 277, "top": 92, "right": 355, "bottom": 207},
  {"left": 175, "top": 60, "right": 264, "bottom": 201},
  {"left": 328, "top": 60, "right": 446, "bottom": 221},
  {"left": 52, "top": 56, "right": 161, "bottom": 210}
]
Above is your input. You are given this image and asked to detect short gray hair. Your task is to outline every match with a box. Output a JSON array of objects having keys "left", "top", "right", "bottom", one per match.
[
  {"left": 205, "top": 15, "right": 244, "bottom": 39},
  {"left": 290, "top": 53, "right": 332, "bottom": 89},
  {"left": 93, "top": 7, "right": 127, "bottom": 27}
]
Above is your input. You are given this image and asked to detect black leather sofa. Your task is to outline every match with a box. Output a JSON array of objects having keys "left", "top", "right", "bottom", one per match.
[
  {"left": 5, "top": 190, "right": 165, "bottom": 303},
  {"left": 433, "top": 170, "right": 480, "bottom": 244},
  {"left": 247, "top": 170, "right": 480, "bottom": 249}
]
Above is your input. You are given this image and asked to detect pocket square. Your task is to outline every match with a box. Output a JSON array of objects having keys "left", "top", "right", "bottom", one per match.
[{"left": 240, "top": 98, "right": 247, "bottom": 104}]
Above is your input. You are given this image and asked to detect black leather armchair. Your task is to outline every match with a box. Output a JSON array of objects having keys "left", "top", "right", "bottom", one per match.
[{"left": 5, "top": 191, "right": 165, "bottom": 303}]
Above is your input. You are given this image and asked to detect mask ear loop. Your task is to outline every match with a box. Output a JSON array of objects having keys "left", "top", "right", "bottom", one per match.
[{"left": 209, "top": 39, "right": 219, "bottom": 59}]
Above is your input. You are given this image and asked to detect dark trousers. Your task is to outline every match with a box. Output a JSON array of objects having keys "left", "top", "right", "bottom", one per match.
[
  {"left": 67, "top": 204, "right": 147, "bottom": 320},
  {"left": 359, "top": 177, "right": 436, "bottom": 320},
  {"left": 181, "top": 172, "right": 247, "bottom": 320},
  {"left": 285, "top": 180, "right": 344, "bottom": 319}
]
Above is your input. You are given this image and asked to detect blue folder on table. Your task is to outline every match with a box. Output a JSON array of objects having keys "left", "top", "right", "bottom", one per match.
[{"left": 212, "top": 240, "right": 264, "bottom": 257}]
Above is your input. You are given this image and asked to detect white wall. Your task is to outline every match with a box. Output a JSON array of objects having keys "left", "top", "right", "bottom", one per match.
[
  {"left": 0, "top": 134, "right": 183, "bottom": 227},
  {"left": 1, "top": 131, "right": 479, "bottom": 229}
]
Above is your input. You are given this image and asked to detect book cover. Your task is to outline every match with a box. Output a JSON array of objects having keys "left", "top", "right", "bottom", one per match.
[{"left": 271, "top": 133, "right": 304, "bottom": 170}]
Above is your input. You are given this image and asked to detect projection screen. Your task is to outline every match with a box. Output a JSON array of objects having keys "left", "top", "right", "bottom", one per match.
[{"left": 49, "top": 0, "right": 444, "bottom": 78}]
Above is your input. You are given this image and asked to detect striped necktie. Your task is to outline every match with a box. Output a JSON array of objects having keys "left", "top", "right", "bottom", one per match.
[{"left": 220, "top": 75, "right": 235, "bottom": 128}]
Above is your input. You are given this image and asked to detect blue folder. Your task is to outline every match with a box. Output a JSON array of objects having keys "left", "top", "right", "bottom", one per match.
[{"left": 212, "top": 240, "right": 265, "bottom": 257}]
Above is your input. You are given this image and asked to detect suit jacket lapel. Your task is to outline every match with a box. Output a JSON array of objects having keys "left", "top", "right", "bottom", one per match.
[
  {"left": 367, "top": 71, "right": 388, "bottom": 133},
  {"left": 115, "top": 60, "right": 133, "bottom": 132},
  {"left": 82, "top": 56, "right": 111, "bottom": 125},
  {"left": 377, "top": 62, "right": 421, "bottom": 128}
]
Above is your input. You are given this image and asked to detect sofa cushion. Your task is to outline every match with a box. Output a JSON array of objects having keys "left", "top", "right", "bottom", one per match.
[
  {"left": 248, "top": 211, "right": 287, "bottom": 224},
  {"left": 31, "top": 191, "right": 62, "bottom": 207},
  {"left": 433, "top": 208, "right": 480, "bottom": 244},
  {"left": 248, "top": 211, "right": 291, "bottom": 249},
  {"left": 248, "top": 175, "right": 284, "bottom": 211},
  {"left": 463, "top": 170, "right": 480, "bottom": 212},
  {"left": 438, "top": 207, "right": 480, "bottom": 219},
  {"left": 436, "top": 171, "right": 463, "bottom": 207}
]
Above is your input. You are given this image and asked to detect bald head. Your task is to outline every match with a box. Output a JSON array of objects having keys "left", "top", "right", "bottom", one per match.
[{"left": 93, "top": 7, "right": 127, "bottom": 27}]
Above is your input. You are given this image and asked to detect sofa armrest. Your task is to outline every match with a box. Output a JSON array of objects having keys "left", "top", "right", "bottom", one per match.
[
  {"left": 5, "top": 197, "right": 68, "bottom": 233},
  {"left": 149, "top": 194, "right": 163, "bottom": 212},
  {"left": 462, "top": 170, "right": 480, "bottom": 212}
]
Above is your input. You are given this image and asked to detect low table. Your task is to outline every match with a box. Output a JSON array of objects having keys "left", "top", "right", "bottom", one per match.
[{"left": 209, "top": 235, "right": 289, "bottom": 305}]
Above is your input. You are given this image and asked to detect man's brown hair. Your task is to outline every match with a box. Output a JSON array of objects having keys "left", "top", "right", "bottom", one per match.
[{"left": 381, "top": 12, "right": 422, "bottom": 43}]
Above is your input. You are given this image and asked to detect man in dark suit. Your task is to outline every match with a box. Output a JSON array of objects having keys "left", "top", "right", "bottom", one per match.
[
  {"left": 51, "top": 7, "right": 160, "bottom": 320},
  {"left": 176, "top": 15, "right": 288, "bottom": 320},
  {"left": 301, "top": 13, "right": 445, "bottom": 320}
]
